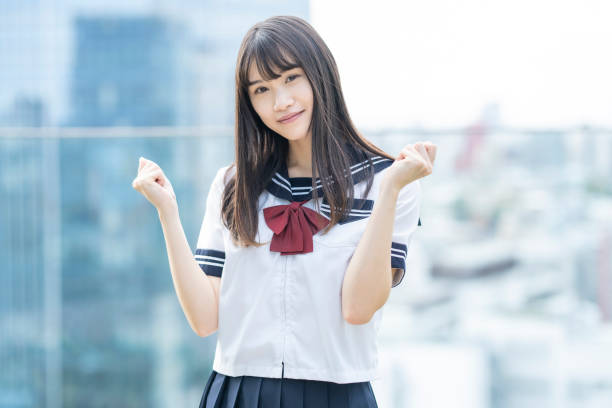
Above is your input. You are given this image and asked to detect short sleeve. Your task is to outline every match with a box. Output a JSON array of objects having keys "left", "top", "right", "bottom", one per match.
[
  {"left": 194, "top": 166, "right": 228, "bottom": 278},
  {"left": 390, "top": 179, "right": 422, "bottom": 287}
]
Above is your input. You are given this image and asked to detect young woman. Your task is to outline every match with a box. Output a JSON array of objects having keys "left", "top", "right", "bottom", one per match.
[{"left": 133, "top": 15, "right": 436, "bottom": 408}]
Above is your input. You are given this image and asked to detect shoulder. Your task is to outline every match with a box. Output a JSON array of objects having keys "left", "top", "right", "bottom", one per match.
[
  {"left": 396, "top": 178, "right": 421, "bottom": 204},
  {"left": 212, "top": 163, "right": 236, "bottom": 191}
]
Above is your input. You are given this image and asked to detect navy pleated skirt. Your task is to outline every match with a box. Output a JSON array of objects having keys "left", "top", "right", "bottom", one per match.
[{"left": 199, "top": 370, "right": 378, "bottom": 408}]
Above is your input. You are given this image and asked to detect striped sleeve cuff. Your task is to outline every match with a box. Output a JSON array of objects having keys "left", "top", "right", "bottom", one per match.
[
  {"left": 390, "top": 242, "right": 408, "bottom": 287},
  {"left": 194, "top": 248, "right": 225, "bottom": 277}
]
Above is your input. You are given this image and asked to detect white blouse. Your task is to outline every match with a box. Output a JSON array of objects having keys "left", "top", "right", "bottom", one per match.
[{"left": 194, "top": 152, "right": 422, "bottom": 384}]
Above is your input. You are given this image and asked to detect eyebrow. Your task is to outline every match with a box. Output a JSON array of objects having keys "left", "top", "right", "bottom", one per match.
[
  {"left": 247, "top": 79, "right": 264, "bottom": 87},
  {"left": 248, "top": 66, "right": 300, "bottom": 87}
]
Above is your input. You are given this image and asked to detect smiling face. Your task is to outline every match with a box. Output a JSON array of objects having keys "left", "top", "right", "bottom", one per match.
[{"left": 247, "top": 63, "right": 314, "bottom": 142}]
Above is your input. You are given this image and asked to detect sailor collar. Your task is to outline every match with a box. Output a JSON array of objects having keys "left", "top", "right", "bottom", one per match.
[{"left": 264, "top": 149, "right": 394, "bottom": 203}]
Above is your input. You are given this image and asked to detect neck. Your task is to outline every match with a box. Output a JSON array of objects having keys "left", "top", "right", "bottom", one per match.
[{"left": 286, "top": 133, "right": 313, "bottom": 178}]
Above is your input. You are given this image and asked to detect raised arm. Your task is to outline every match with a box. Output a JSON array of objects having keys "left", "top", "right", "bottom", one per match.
[
  {"left": 132, "top": 157, "right": 220, "bottom": 337},
  {"left": 341, "top": 142, "right": 436, "bottom": 324}
]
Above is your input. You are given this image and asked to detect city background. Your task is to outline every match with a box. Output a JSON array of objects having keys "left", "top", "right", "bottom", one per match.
[{"left": 1, "top": 0, "right": 611, "bottom": 407}]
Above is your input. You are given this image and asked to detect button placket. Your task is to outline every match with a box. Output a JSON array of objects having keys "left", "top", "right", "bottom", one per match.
[{"left": 280, "top": 254, "right": 288, "bottom": 378}]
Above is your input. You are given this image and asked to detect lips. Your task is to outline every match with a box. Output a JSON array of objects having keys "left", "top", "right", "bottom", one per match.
[{"left": 278, "top": 110, "right": 304, "bottom": 123}]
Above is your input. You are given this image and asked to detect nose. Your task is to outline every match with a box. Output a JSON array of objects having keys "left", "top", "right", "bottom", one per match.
[{"left": 274, "top": 88, "right": 294, "bottom": 112}]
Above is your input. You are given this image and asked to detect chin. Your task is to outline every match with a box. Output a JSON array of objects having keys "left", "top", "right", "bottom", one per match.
[
  {"left": 281, "top": 132, "right": 309, "bottom": 142},
  {"left": 273, "top": 124, "right": 304, "bottom": 139}
]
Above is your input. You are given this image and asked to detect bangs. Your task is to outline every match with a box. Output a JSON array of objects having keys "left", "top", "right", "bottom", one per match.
[{"left": 239, "top": 33, "right": 301, "bottom": 89}]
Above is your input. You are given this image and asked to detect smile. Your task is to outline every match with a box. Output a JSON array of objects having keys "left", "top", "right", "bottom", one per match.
[{"left": 279, "top": 110, "right": 304, "bottom": 124}]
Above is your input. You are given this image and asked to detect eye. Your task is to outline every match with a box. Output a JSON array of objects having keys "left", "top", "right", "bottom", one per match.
[
  {"left": 254, "top": 86, "right": 267, "bottom": 95},
  {"left": 253, "top": 74, "right": 300, "bottom": 95}
]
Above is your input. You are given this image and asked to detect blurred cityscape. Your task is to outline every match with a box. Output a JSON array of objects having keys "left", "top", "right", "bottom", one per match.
[{"left": 1, "top": 1, "right": 612, "bottom": 408}]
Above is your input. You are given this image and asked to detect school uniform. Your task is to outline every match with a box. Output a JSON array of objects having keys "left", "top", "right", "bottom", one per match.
[{"left": 194, "top": 147, "right": 422, "bottom": 407}]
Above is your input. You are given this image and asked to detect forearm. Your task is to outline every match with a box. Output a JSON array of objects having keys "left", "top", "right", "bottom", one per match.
[
  {"left": 341, "top": 180, "right": 400, "bottom": 324},
  {"left": 157, "top": 206, "right": 219, "bottom": 336}
]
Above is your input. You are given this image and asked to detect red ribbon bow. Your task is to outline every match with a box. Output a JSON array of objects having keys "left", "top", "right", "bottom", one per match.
[{"left": 263, "top": 200, "right": 330, "bottom": 255}]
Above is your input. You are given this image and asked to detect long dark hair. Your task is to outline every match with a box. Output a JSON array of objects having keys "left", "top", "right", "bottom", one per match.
[{"left": 221, "top": 15, "right": 395, "bottom": 247}]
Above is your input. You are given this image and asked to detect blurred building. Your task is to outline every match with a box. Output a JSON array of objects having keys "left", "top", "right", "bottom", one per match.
[
  {"left": 67, "top": 15, "right": 192, "bottom": 127},
  {"left": 0, "top": 136, "right": 61, "bottom": 407},
  {"left": 0, "top": 96, "right": 47, "bottom": 126}
]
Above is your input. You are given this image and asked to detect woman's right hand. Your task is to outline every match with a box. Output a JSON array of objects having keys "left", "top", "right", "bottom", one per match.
[{"left": 132, "top": 157, "right": 177, "bottom": 213}]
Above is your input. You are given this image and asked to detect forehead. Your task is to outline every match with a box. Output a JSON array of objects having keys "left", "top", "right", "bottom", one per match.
[{"left": 247, "top": 63, "right": 282, "bottom": 81}]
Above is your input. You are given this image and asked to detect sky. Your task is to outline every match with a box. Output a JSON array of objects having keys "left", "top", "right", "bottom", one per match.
[{"left": 310, "top": 0, "right": 612, "bottom": 129}]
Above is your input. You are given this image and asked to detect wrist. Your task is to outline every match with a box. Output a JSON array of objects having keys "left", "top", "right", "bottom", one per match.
[
  {"left": 380, "top": 177, "right": 402, "bottom": 197},
  {"left": 157, "top": 203, "right": 179, "bottom": 222}
]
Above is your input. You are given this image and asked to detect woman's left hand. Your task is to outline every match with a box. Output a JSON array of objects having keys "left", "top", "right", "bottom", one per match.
[{"left": 382, "top": 141, "right": 437, "bottom": 193}]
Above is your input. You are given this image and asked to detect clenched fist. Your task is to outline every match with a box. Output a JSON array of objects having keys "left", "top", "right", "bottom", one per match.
[
  {"left": 132, "top": 157, "right": 177, "bottom": 213},
  {"left": 383, "top": 141, "right": 437, "bottom": 192}
]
